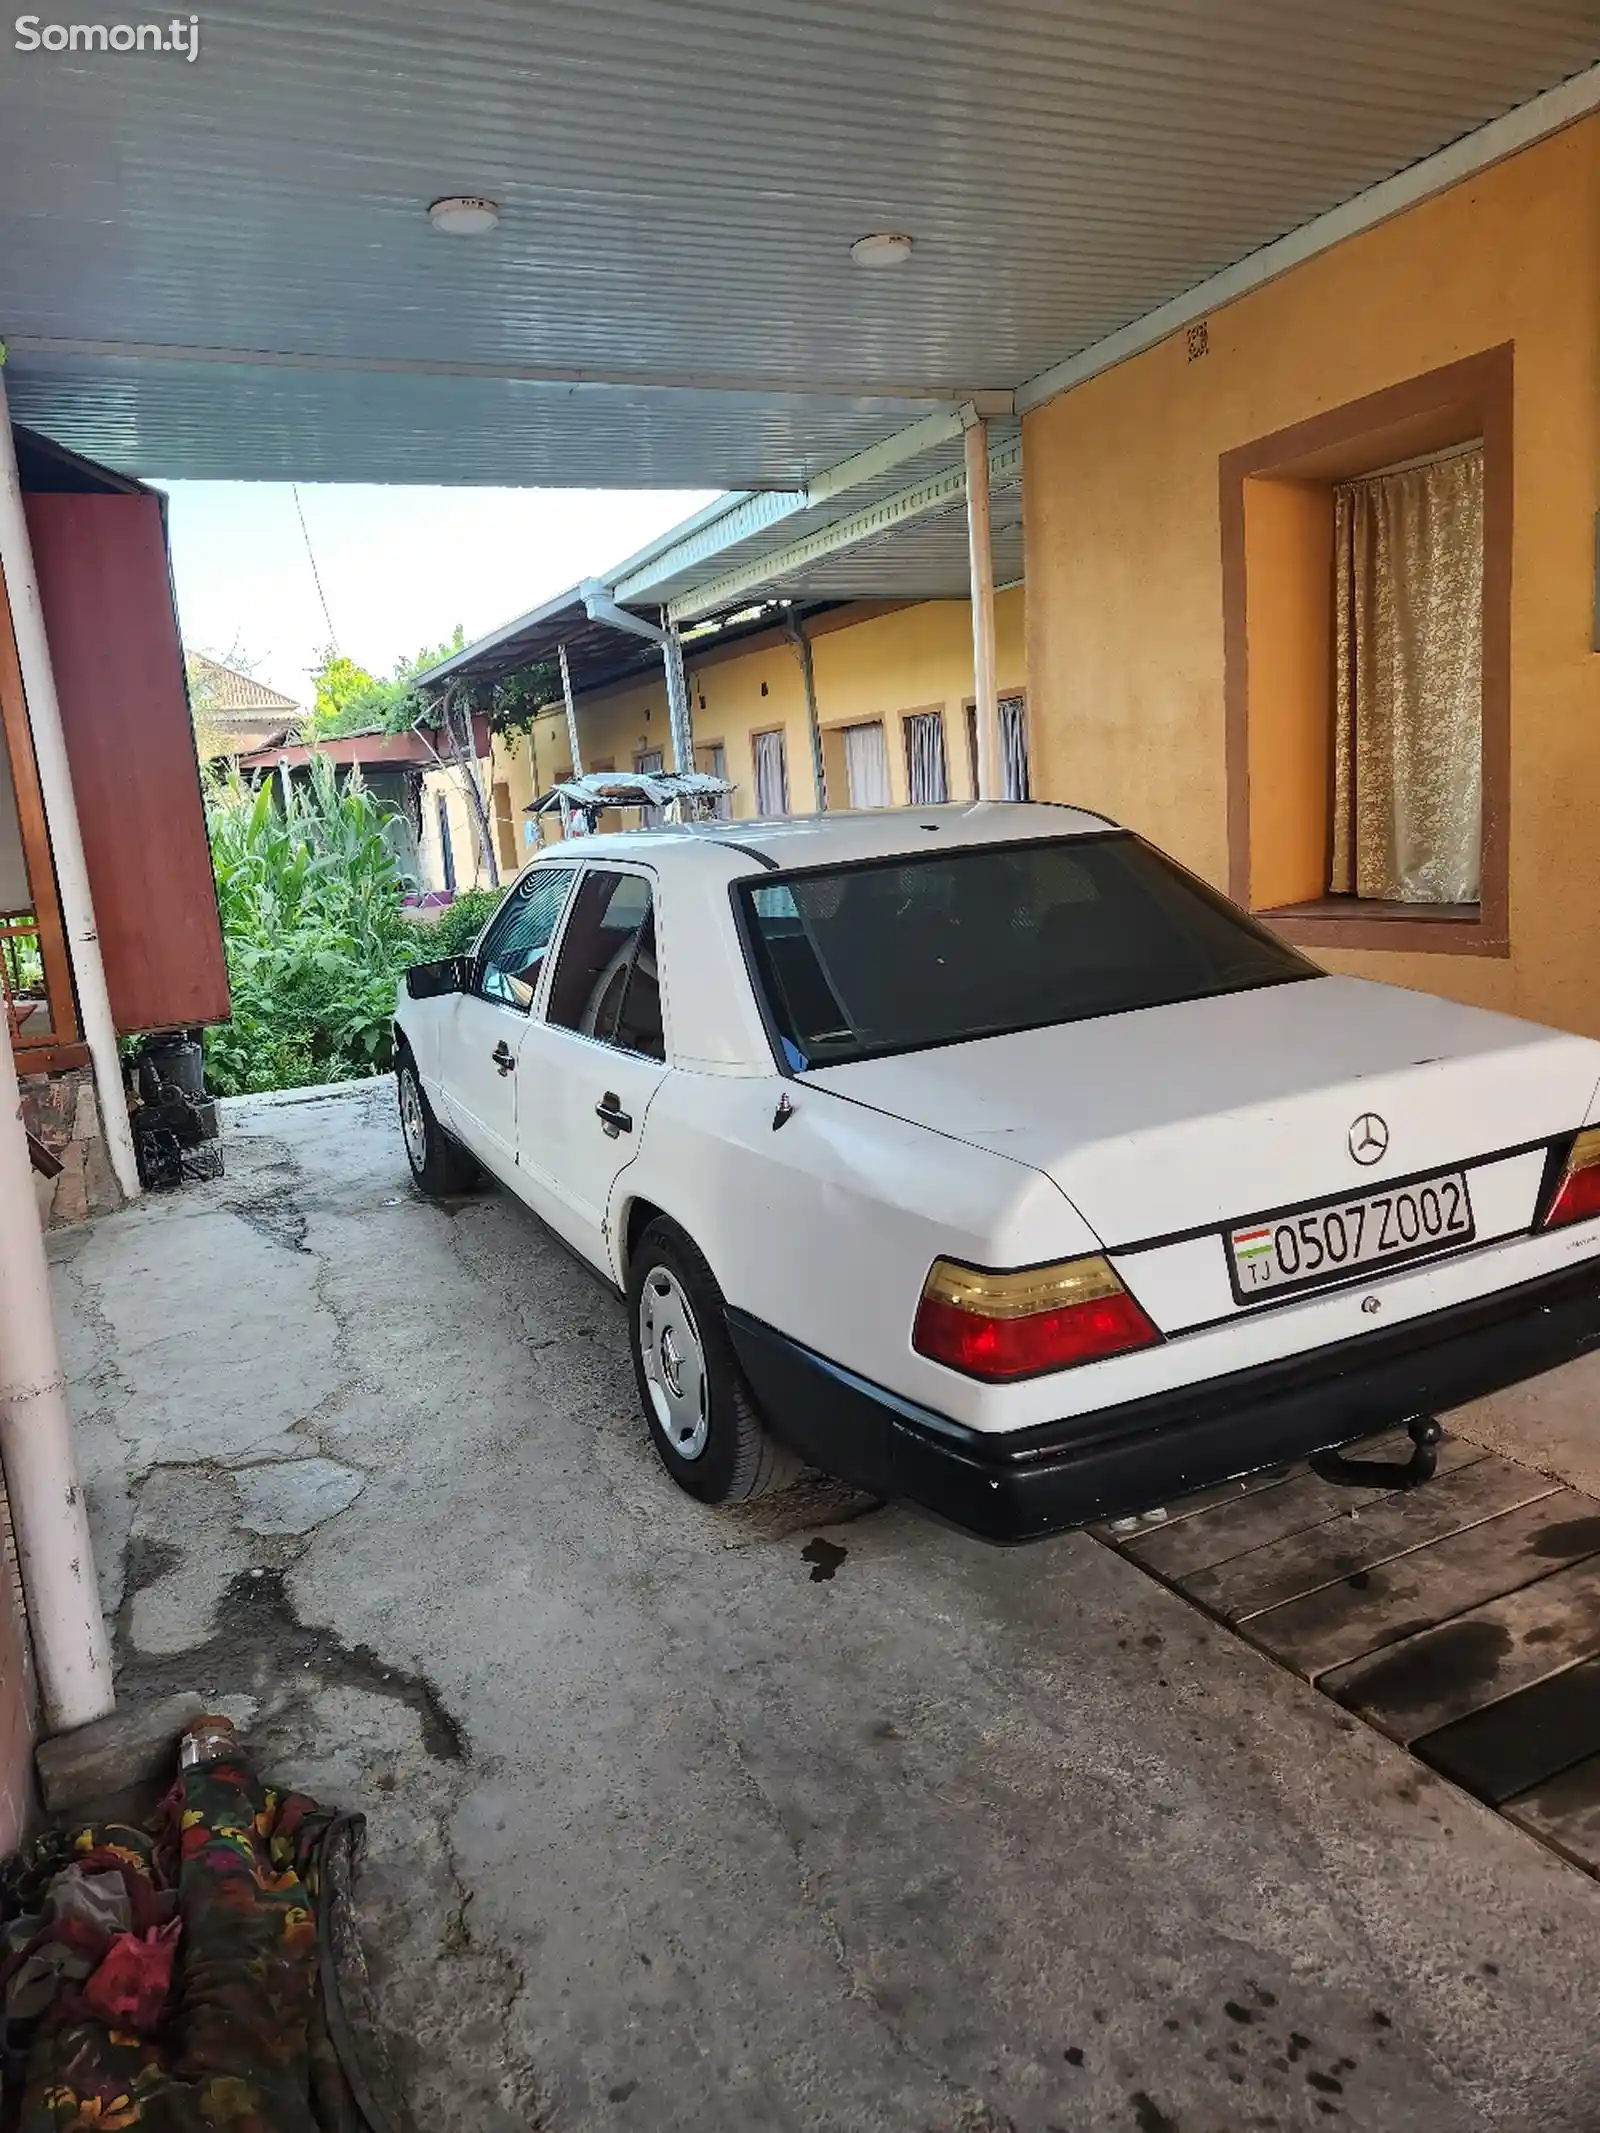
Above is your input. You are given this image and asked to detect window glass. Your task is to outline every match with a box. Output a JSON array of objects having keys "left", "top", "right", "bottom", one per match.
[
  {"left": 1330, "top": 446, "right": 1483, "bottom": 904},
  {"left": 545, "top": 871, "right": 665, "bottom": 1061},
  {"left": 741, "top": 834, "right": 1317, "bottom": 1069},
  {"left": 752, "top": 730, "right": 789, "bottom": 817},
  {"left": 475, "top": 867, "right": 576, "bottom": 1011},
  {"left": 843, "top": 722, "right": 890, "bottom": 808},
  {"left": 904, "top": 711, "right": 948, "bottom": 805}
]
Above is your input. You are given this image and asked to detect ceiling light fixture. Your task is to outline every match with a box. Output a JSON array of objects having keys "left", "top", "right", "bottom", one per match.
[
  {"left": 428, "top": 196, "right": 500, "bottom": 237},
  {"left": 850, "top": 232, "right": 914, "bottom": 269}
]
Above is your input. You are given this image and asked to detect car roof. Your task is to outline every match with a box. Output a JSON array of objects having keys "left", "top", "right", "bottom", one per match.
[{"left": 539, "top": 800, "right": 1119, "bottom": 874}]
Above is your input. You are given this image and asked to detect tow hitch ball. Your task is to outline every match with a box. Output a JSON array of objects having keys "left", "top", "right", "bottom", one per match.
[{"left": 1310, "top": 1415, "right": 1441, "bottom": 1493}]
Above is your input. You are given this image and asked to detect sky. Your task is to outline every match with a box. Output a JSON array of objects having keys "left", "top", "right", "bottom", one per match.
[{"left": 156, "top": 482, "right": 721, "bottom": 708}]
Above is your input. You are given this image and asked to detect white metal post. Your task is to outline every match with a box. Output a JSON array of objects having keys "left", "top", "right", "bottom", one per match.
[
  {"left": 0, "top": 1008, "right": 114, "bottom": 1732},
  {"left": 558, "top": 641, "right": 584, "bottom": 777},
  {"left": 964, "top": 414, "right": 1002, "bottom": 802},
  {"left": 661, "top": 628, "right": 694, "bottom": 774},
  {"left": 0, "top": 364, "right": 139, "bottom": 1201}
]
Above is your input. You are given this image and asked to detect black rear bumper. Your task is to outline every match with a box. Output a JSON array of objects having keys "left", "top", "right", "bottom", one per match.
[{"left": 726, "top": 1258, "right": 1600, "bottom": 1544}]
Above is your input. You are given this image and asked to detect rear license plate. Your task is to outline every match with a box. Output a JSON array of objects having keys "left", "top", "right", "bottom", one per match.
[{"left": 1228, "top": 1171, "right": 1475, "bottom": 1302}]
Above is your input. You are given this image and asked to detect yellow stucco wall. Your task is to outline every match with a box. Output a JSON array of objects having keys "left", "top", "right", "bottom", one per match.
[
  {"left": 418, "top": 590, "right": 1026, "bottom": 884},
  {"left": 1023, "top": 112, "right": 1600, "bottom": 1034}
]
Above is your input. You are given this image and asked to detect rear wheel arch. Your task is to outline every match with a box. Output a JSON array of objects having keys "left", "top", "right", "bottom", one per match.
[{"left": 622, "top": 1195, "right": 668, "bottom": 1277}]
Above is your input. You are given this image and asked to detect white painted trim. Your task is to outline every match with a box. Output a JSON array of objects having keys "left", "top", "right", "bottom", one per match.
[
  {"left": 1016, "top": 59, "right": 1600, "bottom": 416},
  {"left": 616, "top": 406, "right": 982, "bottom": 602},
  {"left": 668, "top": 436, "right": 1023, "bottom": 624},
  {"left": 614, "top": 491, "right": 805, "bottom": 604},
  {"left": 0, "top": 1009, "right": 115, "bottom": 1732},
  {"left": 966, "top": 420, "right": 1002, "bottom": 801}
]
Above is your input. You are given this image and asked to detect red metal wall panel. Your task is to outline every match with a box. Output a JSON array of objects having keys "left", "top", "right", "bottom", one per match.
[{"left": 22, "top": 494, "right": 229, "bottom": 1031}]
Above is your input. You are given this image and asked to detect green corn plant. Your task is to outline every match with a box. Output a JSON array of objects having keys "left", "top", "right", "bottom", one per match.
[{"left": 203, "top": 763, "right": 422, "bottom": 1095}]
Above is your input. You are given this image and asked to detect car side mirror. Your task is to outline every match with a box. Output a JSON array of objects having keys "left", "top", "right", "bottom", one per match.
[{"left": 405, "top": 955, "right": 474, "bottom": 1000}]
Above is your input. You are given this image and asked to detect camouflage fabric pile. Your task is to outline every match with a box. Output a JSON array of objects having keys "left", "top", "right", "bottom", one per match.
[{"left": 0, "top": 1750, "right": 409, "bottom": 2132}]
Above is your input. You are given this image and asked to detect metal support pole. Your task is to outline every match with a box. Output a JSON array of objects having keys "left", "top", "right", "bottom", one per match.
[
  {"left": 0, "top": 1008, "right": 114, "bottom": 1733},
  {"left": 661, "top": 628, "right": 694, "bottom": 774},
  {"left": 964, "top": 415, "right": 1002, "bottom": 802},
  {"left": 557, "top": 641, "right": 584, "bottom": 777},
  {"left": 784, "top": 610, "right": 827, "bottom": 810},
  {"left": 0, "top": 366, "right": 139, "bottom": 1201}
]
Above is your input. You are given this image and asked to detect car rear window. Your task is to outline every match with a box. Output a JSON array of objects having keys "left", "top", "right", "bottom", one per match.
[{"left": 738, "top": 833, "right": 1319, "bottom": 1069}]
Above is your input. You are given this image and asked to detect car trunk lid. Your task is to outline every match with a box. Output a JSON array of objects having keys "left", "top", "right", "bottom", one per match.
[{"left": 802, "top": 976, "right": 1600, "bottom": 1246}]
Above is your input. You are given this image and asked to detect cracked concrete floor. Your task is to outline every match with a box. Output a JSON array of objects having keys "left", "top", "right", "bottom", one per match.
[{"left": 45, "top": 1079, "right": 1600, "bottom": 2133}]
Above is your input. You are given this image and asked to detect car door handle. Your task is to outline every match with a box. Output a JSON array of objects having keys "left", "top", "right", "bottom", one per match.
[
  {"left": 492, "top": 1039, "right": 515, "bottom": 1077},
  {"left": 595, "top": 1093, "right": 633, "bottom": 1137}
]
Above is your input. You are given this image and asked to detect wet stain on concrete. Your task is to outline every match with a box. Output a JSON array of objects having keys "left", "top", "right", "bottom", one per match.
[
  {"left": 1128, "top": 2092, "right": 1178, "bottom": 2132},
  {"left": 123, "top": 1535, "right": 183, "bottom": 1602},
  {"left": 228, "top": 1190, "right": 310, "bottom": 1253},
  {"left": 120, "top": 1565, "right": 465, "bottom": 1761},
  {"left": 800, "top": 1537, "right": 848, "bottom": 1583}
]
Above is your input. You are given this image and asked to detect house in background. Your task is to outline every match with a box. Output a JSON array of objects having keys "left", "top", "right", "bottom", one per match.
[
  {"left": 185, "top": 652, "right": 300, "bottom": 762},
  {"left": 412, "top": 583, "right": 1029, "bottom": 898},
  {"left": 235, "top": 714, "right": 495, "bottom": 897},
  {"left": 407, "top": 102, "right": 1600, "bottom": 1061}
]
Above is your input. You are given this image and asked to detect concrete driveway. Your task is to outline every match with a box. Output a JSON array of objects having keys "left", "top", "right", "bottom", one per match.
[{"left": 46, "top": 1080, "right": 1600, "bottom": 2133}]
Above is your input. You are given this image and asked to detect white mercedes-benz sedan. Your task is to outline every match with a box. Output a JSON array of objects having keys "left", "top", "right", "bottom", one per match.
[{"left": 392, "top": 804, "right": 1600, "bottom": 1542}]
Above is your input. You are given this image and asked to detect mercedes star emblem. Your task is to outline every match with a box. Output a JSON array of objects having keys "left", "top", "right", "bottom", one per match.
[{"left": 1348, "top": 1112, "right": 1390, "bottom": 1165}]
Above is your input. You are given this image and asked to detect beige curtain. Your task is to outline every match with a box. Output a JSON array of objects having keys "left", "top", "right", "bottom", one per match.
[{"left": 1330, "top": 446, "right": 1484, "bottom": 904}]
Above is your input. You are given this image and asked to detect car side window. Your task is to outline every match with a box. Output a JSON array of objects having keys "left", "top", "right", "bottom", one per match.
[
  {"left": 474, "top": 868, "right": 576, "bottom": 1012},
  {"left": 544, "top": 870, "right": 665, "bottom": 1062}
]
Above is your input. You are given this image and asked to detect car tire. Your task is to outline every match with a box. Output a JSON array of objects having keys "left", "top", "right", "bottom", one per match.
[
  {"left": 396, "top": 1052, "right": 482, "bottom": 1197},
  {"left": 628, "top": 1218, "right": 801, "bottom": 1506}
]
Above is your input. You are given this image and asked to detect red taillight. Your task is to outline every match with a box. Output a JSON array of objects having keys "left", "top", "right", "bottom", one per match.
[
  {"left": 912, "top": 1254, "right": 1159, "bottom": 1381},
  {"left": 1545, "top": 1127, "right": 1600, "bottom": 1229}
]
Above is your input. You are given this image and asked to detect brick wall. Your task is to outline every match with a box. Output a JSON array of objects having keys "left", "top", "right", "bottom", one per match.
[{"left": 21, "top": 1063, "right": 122, "bottom": 1226}]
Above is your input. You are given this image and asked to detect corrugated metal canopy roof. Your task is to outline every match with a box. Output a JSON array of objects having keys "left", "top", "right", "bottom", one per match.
[
  {"left": 422, "top": 582, "right": 849, "bottom": 696},
  {"left": 3, "top": 1, "right": 1599, "bottom": 488}
]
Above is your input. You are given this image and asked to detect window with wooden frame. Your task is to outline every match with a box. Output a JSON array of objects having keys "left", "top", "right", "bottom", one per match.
[
  {"left": 694, "top": 740, "right": 733, "bottom": 818},
  {"left": 964, "top": 694, "right": 1032, "bottom": 801},
  {"left": 0, "top": 562, "right": 78, "bottom": 1064},
  {"left": 902, "top": 708, "right": 949, "bottom": 805},
  {"left": 1221, "top": 345, "right": 1511, "bottom": 956},
  {"left": 751, "top": 728, "right": 790, "bottom": 817},
  {"left": 821, "top": 720, "right": 890, "bottom": 810},
  {"left": 491, "top": 780, "right": 518, "bottom": 874}
]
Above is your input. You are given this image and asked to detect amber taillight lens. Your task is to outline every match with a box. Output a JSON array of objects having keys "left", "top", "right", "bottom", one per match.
[
  {"left": 912, "top": 1254, "right": 1159, "bottom": 1381},
  {"left": 1544, "top": 1127, "right": 1600, "bottom": 1230}
]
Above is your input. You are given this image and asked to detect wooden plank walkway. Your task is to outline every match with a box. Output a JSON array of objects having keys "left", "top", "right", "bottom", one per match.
[{"left": 1094, "top": 1430, "right": 1600, "bottom": 1878}]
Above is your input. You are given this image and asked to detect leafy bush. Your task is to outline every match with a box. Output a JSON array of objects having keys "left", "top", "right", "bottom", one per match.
[
  {"left": 204, "top": 761, "right": 421, "bottom": 1096},
  {"left": 412, "top": 887, "right": 504, "bottom": 960}
]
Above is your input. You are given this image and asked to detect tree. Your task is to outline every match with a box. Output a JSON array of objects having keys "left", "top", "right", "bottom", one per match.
[
  {"left": 304, "top": 648, "right": 401, "bottom": 738},
  {"left": 304, "top": 630, "right": 470, "bottom": 741}
]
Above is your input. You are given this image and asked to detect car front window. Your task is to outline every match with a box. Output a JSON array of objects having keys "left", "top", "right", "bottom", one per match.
[
  {"left": 475, "top": 867, "right": 577, "bottom": 1011},
  {"left": 740, "top": 834, "right": 1319, "bottom": 1069}
]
